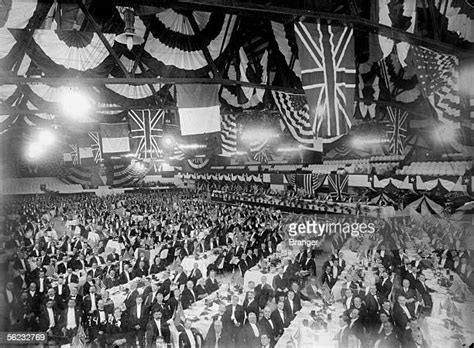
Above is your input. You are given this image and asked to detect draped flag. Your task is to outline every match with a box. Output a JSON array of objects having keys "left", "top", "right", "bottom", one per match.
[
  {"left": 409, "top": 46, "right": 460, "bottom": 127},
  {"left": 271, "top": 91, "right": 315, "bottom": 148},
  {"left": 88, "top": 131, "right": 102, "bottom": 163},
  {"left": 386, "top": 107, "right": 408, "bottom": 155},
  {"left": 59, "top": 166, "right": 92, "bottom": 186},
  {"left": 129, "top": 109, "right": 164, "bottom": 159},
  {"left": 176, "top": 84, "right": 221, "bottom": 136},
  {"left": 220, "top": 114, "right": 237, "bottom": 156},
  {"left": 295, "top": 22, "right": 356, "bottom": 140},
  {"left": 327, "top": 174, "right": 349, "bottom": 201},
  {"left": 100, "top": 123, "right": 130, "bottom": 154}
]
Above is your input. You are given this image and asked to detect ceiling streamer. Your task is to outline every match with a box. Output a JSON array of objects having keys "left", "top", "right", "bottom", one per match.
[
  {"left": 32, "top": 30, "right": 115, "bottom": 70},
  {"left": 141, "top": 9, "right": 235, "bottom": 76}
]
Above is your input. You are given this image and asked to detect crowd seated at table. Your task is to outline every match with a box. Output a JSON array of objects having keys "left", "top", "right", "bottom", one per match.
[{"left": 0, "top": 188, "right": 472, "bottom": 348}]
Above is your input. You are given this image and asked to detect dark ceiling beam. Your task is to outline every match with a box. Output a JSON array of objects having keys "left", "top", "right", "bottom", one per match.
[
  {"left": 169, "top": 0, "right": 474, "bottom": 58},
  {"left": 76, "top": 0, "right": 131, "bottom": 78},
  {"left": 0, "top": 104, "right": 176, "bottom": 115},
  {"left": 0, "top": 76, "right": 303, "bottom": 93}
]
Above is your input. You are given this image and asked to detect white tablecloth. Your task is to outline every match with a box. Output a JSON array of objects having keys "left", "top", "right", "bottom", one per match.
[
  {"left": 275, "top": 300, "right": 342, "bottom": 348},
  {"left": 421, "top": 269, "right": 474, "bottom": 348},
  {"left": 180, "top": 253, "right": 217, "bottom": 278}
]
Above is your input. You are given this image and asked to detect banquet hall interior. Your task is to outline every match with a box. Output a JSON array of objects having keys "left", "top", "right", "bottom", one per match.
[{"left": 0, "top": 0, "right": 473, "bottom": 348}]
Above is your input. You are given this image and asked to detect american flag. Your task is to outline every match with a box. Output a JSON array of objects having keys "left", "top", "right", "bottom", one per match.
[
  {"left": 327, "top": 174, "right": 349, "bottom": 201},
  {"left": 271, "top": 91, "right": 315, "bottom": 148},
  {"left": 386, "top": 107, "right": 408, "bottom": 155},
  {"left": 221, "top": 114, "right": 237, "bottom": 155},
  {"left": 295, "top": 22, "right": 356, "bottom": 139},
  {"left": 129, "top": 109, "right": 164, "bottom": 159},
  {"left": 88, "top": 131, "right": 102, "bottom": 163},
  {"left": 411, "top": 46, "right": 460, "bottom": 125}
]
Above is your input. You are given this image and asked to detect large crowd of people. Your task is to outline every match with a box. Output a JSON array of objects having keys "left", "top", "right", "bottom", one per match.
[{"left": 0, "top": 188, "right": 472, "bottom": 348}]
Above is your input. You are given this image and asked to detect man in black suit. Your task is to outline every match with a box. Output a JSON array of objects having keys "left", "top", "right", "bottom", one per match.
[
  {"left": 243, "top": 290, "right": 260, "bottom": 320},
  {"left": 13, "top": 268, "right": 29, "bottom": 292},
  {"left": 273, "top": 267, "right": 287, "bottom": 300},
  {"left": 377, "top": 271, "right": 392, "bottom": 300},
  {"left": 255, "top": 276, "right": 273, "bottom": 309},
  {"left": 181, "top": 280, "right": 197, "bottom": 310},
  {"left": 365, "top": 285, "right": 381, "bottom": 327},
  {"left": 145, "top": 309, "right": 171, "bottom": 345},
  {"left": 259, "top": 306, "right": 277, "bottom": 346},
  {"left": 126, "top": 296, "right": 149, "bottom": 347},
  {"left": 335, "top": 314, "right": 350, "bottom": 348},
  {"left": 392, "top": 296, "right": 414, "bottom": 345},
  {"left": 398, "top": 279, "right": 418, "bottom": 315},
  {"left": 188, "top": 263, "right": 203, "bottom": 285},
  {"left": 223, "top": 295, "right": 245, "bottom": 345},
  {"left": 173, "top": 266, "right": 188, "bottom": 287},
  {"left": 203, "top": 318, "right": 230, "bottom": 348},
  {"left": 205, "top": 270, "right": 219, "bottom": 294},
  {"left": 414, "top": 273, "right": 433, "bottom": 313},
  {"left": 38, "top": 298, "right": 59, "bottom": 339},
  {"left": 237, "top": 312, "right": 262, "bottom": 348},
  {"left": 271, "top": 301, "right": 289, "bottom": 338},
  {"left": 373, "top": 321, "right": 400, "bottom": 348},
  {"left": 58, "top": 299, "right": 82, "bottom": 343},
  {"left": 284, "top": 290, "right": 300, "bottom": 320},
  {"left": 321, "top": 265, "right": 337, "bottom": 289},
  {"left": 348, "top": 308, "right": 366, "bottom": 344},
  {"left": 178, "top": 318, "right": 201, "bottom": 348}
]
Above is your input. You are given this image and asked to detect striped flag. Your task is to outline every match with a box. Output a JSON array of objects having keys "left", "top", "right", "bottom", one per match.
[
  {"left": 129, "top": 109, "right": 164, "bottom": 159},
  {"left": 295, "top": 22, "right": 356, "bottom": 139},
  {"left": 59, "top": 166, "right": 92, "bottom": 186},
  {"left": 409, "top": 46, "right": 460, "bottom": 127},
  {"left": 327, "top": 174, "right": 349, "bottom": 201},
  {"left": 271, "top": 91, "right": 315, "bottom": 148},
  {"left": 111, "top": 162, "right": 149, "bottom": 187},
  {"left": 386, "top": 107, "right": 408, "bottom": 155},
  {"left": 88, "top": 131, "right": 102, "bottom": 163},
  {"left": 220, "top": 114, "right": 237, "bottom": 155}
]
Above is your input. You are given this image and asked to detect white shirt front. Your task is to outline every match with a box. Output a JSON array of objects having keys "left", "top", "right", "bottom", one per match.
[
  {"left": 47, "top": 308, "right": 55, "bottom": 328},
  {"left": 39, "top": 278, "right": 44, "bottom": 292},
  {"left": 137, "top": 304, "right": 142, "bottom": 319},
  {"left": 99, "top": 310, "right": 106, "bottom": 322},
  {"left": 155, "top": 319, "right": 162, "bottom": 336},
  {"left": 57, "top": 285, "right": 63, "bottom": 296},
  {"left": 6, "top": 289, "right": 13, "bottom": 303},
  {"left": 90, "top": 294, "right": 97, "bottom": 311},
  {"left": 66, "top": 309, "right": 76, "bottom": 329},
  {"left": 185, "top": 329, "right": 196, "bottom": 348},
  {"left": 346, "top": 297, "right": 352, "bottom": 309},
  {"left": 401, "top": 305, "right": 412, "bottom": 319},
  {"left": 250, "top": 323, "right": 259, "bottom": 337}
]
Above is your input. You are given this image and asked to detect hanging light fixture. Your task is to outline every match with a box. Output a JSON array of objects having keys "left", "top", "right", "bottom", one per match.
[{"left": 114, "top": 7, "right": 144, "bottom": 51}]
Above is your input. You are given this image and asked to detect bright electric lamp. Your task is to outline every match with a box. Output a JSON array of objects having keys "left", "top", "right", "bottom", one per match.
[
  {"left": 163, "top": 136, "right": 174, "bottom": 147},
  {"left": 26, "top": 142, "right": 44, "bottom": 160},
  {"left": 37, "top": 129, "right": 56, "bottom": 145},
  {"left": 61, "top": 88, "right": 92, "bottom": 120}
]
